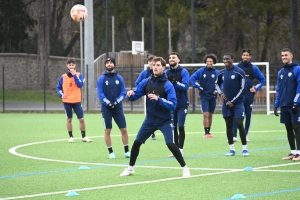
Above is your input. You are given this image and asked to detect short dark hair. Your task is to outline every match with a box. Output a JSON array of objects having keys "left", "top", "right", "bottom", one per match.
[
  {"left": 153, "top": 57, "right": 166, "bottom": 67},
  {"left": 223, "top": 52, "right": 234, "bottom": 59},
  {"left": 242, "top": 49, "right": 251, "bottom": 55},
  {"left": 203, "top": 53, "right": 218, "bottom": 64},
  {"left": 170, "top": 52, "right": 181, "bottom": 60},
  {"left": 66, "top": 58, "right": 76, "bottom": 64},
  {"left": 281, "top": 48, "right": 292, "bottom": 53},
  {"left": 147, "top": 55, "right": 155, "bottom": 62}
]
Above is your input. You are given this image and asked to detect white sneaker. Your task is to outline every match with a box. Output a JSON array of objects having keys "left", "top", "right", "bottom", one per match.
[
  {"left": 182, "top": 166, "right": 190, "bottom": 177},
  {"left": 120, "top": 167, "right": 134, "bottom": 176},
  {"left": 233, "top": 137, "right": 238, "bottom": 142},
  {"left": 68, "top": 137, "right": 74, "bottom": 143},
  {"left": 82, "top": 137, "right": 92, "bottom": 142}
]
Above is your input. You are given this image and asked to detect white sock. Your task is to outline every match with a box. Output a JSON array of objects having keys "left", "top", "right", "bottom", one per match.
[
  {"left": 128, "top": 166, "right": 134, "bottom": 171},
  {"left": 242, "top": 145, "right": 248, "bottom": 150},
  {"left": 182, "top": 165, "right": 188, "bottom": 170},
  {"left": 291, "top": 150, "right": 297, "bottom": 155},
  {"left": 296, "top": 150, "right": 300, "bottom": 155},
  {"left": 229, "top": 144, "right": 235, "bottom": 151}
]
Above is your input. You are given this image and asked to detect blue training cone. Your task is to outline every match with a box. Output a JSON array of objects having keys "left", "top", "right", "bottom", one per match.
[
  {"left": 231, "top": 193, "right": 246, "bottom": 199},
  {"left": 78, "top": 165, "right": 90, "bottom": 170},
  {"left": 244, "top": 166, "right": 254, "bottom": 172},
  {"left": 65, "top": 191, "right": 79, "bottom": 196}
]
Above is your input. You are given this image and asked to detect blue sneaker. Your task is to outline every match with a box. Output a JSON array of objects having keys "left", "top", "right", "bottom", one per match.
[
  {"left": 124, "top": 151, "right": 130, "bottom": 158},
  {"left": 109, "top": 152, "right": 116, "bottom": 159},
  {"left": 242, "top": 150, "right": 249, "bottom": 157},
  {"left": 226, "top": 150, "right": 235, "bottom": 156}
]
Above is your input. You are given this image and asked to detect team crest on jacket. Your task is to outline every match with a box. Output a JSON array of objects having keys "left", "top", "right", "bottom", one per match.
[
  {"left": 231, "top": 75, "right": 235, "bottom": 79},
  {"left": 288, "top": 72, "right": 292, "bottom": 77},
  {"left": 203, "top": 74, "right": 206, "bottom": 78},
  {"left": 105, "top": 81, "right": 109, "bottom": 85},
  {"left": 115, "top": 80, "right": 119, "bottom": 85},
  {"left": 280, "top": 75, "right": 283, "bottom": 79},
  {"left": 211, "top": 74, "right": 215, "bottom": 78}
]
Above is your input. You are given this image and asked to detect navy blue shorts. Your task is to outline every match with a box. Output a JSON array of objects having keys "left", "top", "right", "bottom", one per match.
[
  {"left": 173, "top": 106, "right": 188, "bottom": 127},
  {"left": 280, "top": 106, "right": 300, "bottom": 124},
  {"left": 135, "top": 119, "right": 174, "bottom": 144},
  {"left": 222, "top": 101, "right": 245, "bottom": 118},
  {"left": 64, "top": 102, "right": 84, "bottom": 119},
  {"left": 102, "top": 108, "right": 127, "bottom": 129},
  {"left": 200, "top": 97, "right": 217, "bottom": 113}
]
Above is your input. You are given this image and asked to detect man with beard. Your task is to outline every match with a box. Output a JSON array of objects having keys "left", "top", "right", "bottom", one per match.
[
  {"left": 56, "top": 58, "right": 92, "bottom": 143},
  {"left": 135, "top": 55, "right": 157, "bottom": 140},
  {"left": 120, "top": 57, "right": 190, "bottom": 177},
  {"left": 190, "top": 53, "right": 219, "bottom": 138},
  {"left": 232, "top": 49, "right": 265, "bottom": 142},
  {"left": 97, "top": 57, "right": 130, "bottom": 159},
  {"left": 274, "top": 48, "right": 300, "bottom": 161},
  {"left": 165, "top": 52, "right": 190, "bottom": 158},
  {"left": 216, "top": 53, "right": 249, "bottom": 156}
]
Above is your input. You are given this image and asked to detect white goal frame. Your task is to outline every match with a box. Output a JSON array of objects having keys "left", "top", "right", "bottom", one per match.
[{"left": 143, "top": 62, "right": 272, "bottom": 115}]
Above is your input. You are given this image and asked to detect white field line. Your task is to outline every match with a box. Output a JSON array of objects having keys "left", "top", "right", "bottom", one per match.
[
  {"left": 1, "top": 170, "right": 241, "bottom": 200},
  {"left": 3, "top": 130, "right": 298, "bottom": 200}
]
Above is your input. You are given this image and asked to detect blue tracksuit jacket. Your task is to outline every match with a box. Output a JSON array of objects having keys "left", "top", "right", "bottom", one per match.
[
  {"left": 190, "top": 66, "right": 219, "bottom": 100},
  {"left": 235, "top": 61, "right": 265, "bottom": 97},
  {"left": 216, "top": 66, "right": 246, "bottom": 104},
  {"left": 274, "top": 62, "right": 300, "bottom": 108},
  {"left": 127, "top": 74, "right": 177, "bottom": 125},
  {"left": 164, "top": 65, "right": 189, "bottom": 108},
  {"left": 97, "top": 70, "right": 126, "bottom": 112}
]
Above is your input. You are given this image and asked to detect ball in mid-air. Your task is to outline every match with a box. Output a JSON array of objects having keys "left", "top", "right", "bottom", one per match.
[{"left": 70, "top": 4, "right": 88, "bottom": 22}]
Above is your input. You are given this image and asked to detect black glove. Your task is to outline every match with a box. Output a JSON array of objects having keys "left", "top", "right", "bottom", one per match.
[
  {"left": 171, "top": 79, "right": 176, "bottom": 84},
  {"left": 274, "top": 107, "right": 279, "bottom": 116},
  {"left": 292, "top": 105, "right": 298, "bottom": 114},
  {"left": 107, "top": 102, "right": 117, "bottom": 110}
]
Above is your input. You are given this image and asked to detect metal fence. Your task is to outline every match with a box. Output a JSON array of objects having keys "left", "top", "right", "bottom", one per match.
[{"left": 0, "top": 52, "right": 287, "bottom": 113}]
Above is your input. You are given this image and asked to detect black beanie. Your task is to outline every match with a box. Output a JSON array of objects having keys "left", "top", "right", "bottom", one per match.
[{"left": 105, "top": 57, "right": 116, "bottom": 66}]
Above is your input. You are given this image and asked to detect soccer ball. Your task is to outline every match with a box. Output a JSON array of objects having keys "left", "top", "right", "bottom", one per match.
[{"left": 70, "top": 4, "right": 88, "bottom": 22}]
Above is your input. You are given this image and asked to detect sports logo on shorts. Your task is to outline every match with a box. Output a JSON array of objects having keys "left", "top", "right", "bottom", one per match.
[
  {"left": 288, "top": 72, "right": 292, "bottom": 77},
  {"left": 115, "top": 80, "right": 119, "bottom": 85},
  {"left": 203, "top": 74, "right": 206, "bottom": 78},
  {"left": 231, "top": 75, "right": 235, "bottom": 79}
]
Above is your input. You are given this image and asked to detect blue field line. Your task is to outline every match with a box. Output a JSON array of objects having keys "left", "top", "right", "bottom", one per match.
[
  {"left": 0, "top": 146, "right": 289, "bottom": 179},
  {"left": 222, "top": 187, "right": 300, "bottom": 199}
]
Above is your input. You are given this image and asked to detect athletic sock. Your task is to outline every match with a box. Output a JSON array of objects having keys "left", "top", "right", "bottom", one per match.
[
  {"left": 81, "top": 131, "right": 86, "bottom": 138},
  {"left": 229, "top": 144, "right": 235, "bottom": 151},
  {"left": 68, "top": 131, "right": 73, "bottom": 138},
  {"left": 242, "top": 145, "right": 248, "bottom": 150},
  {"left": 124, "top": 144, "right": 129, "bottom": 153},
  {"left": 108, "top": 146, "right": 113, "bottom": 154},
  {"left": 291, "top": 150, "right": 297, "bottom": 155},
  {"left": 204, "top": 127, "right": 210, "bottom": 134}
]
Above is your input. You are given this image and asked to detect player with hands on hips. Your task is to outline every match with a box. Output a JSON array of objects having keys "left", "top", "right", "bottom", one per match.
[
  {"left": 232, "top": 49, "right": 266, "bottom": 142},
  {"left": 190, "top": 53, "right": 219, "bottom": 138},
  {"left": 97, "top": 57, "right": 130, "bottom": 159}
]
